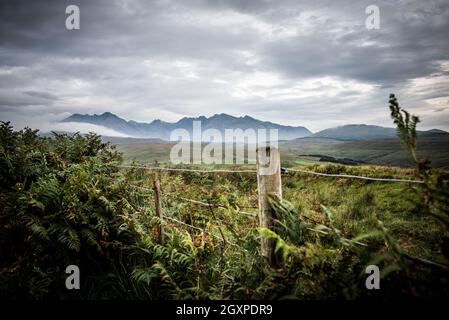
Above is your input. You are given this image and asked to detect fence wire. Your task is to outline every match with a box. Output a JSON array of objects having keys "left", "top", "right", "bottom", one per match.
[
  {"left": 130, "top": 183, "right": 257, "bottom": 217},
  {"left": 285, "top": 167, "right": 424, "bottom": 184},
  {"left": 118, "top": 164, "right": 256, "bottom": 173},
  {"left": 135, "top": 205, "right": 240, "bottom": 247}
]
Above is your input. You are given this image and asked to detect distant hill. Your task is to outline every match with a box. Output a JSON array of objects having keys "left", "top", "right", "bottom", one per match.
[
  {"left": 311, "top": 124, "right": 446, "bottom": 140},
  {"left": 62, "top": 112, "right": 311, "bottom": 141},
  {"left": 282, "top": 132, "right": 449, "bottom": 168}
]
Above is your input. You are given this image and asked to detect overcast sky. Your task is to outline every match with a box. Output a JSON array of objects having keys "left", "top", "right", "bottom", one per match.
[{"left": 0, "top": 0, "right": 448, "bottom": 134}]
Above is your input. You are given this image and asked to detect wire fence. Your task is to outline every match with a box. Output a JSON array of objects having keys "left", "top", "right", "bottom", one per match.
[
  {"left": 117, "top": 164, "right": 424, "bottom": 184},
  {"left": 119, "top": 160, "right": 425, "bottom": 254}
]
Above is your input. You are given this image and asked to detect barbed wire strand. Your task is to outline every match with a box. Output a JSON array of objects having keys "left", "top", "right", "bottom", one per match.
[
  {"left": 130, "top": 185, "right": 153, "bottom": 192},
  {"left": 285, "top": 168, "right": 424, "bottom": 184},
  {"left": 129, "top": 184, "right": 257, "bottom": 217},
  {"left": 135, "top": 205, "right": 240, "bottom": 247},
  {"left": 177, "top": 196, "right": 257, "bottom": 217},
  {"left": 118, "top": 164, "right": 256, "bottom": 173}
]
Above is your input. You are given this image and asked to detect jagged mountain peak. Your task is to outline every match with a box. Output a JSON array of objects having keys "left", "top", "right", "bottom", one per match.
[{"left": 62, "top": 112, "right": 311, "bottom": 140}]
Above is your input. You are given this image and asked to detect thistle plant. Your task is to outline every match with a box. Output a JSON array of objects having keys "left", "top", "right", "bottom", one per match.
[{"left": 389, "top": 94, "right": 449, "bottom": 251}]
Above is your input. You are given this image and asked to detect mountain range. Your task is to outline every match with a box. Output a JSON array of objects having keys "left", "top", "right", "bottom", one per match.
[
  {"left": 62, "top": 112, "right": 311, "bottom": 140},
  {"left": 61, "top": 112, "right": 446, "bottom": 141}
]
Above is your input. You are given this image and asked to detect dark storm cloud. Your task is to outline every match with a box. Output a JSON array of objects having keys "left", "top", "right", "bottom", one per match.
[
  {"left": 259, "top": 1, "right": 449, "bottom": 84},
  {"left": 0, "top": 0, "right": 448, "bottom": 132}
]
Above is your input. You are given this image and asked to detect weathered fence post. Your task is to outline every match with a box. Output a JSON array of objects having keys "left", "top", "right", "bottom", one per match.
[
  {"left": 153, "top": 164, "right": 165, "bottom": 245},
  {"left": 256, "top": 146, "right": 282, "bottom": 267}
]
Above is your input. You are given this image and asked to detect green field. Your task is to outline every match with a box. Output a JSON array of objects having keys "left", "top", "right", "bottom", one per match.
[
  {"left": 106, "top": 132, "right": 449, "bottom": 169},
  {"left": 282, "top": 134, "right": 449, "bottom": 169}
]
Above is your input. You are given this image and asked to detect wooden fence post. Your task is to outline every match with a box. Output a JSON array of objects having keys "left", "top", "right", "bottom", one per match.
[
  {"left": 153, "top": 166, "right": 165, "bottom": 245},
  {"left": 256, "top": 146, "right": 282, "bottom": 267}
]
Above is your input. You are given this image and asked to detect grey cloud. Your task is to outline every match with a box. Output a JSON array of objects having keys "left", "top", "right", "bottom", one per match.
[
  {"left": 0, "top": 90, "right": 57, "bottom": 107},
  {"left": 24, "top": 91, "right": 59, "bottom": 101},
  {"left": 260, "top": 4, "right": 449, "bottom": 84}
]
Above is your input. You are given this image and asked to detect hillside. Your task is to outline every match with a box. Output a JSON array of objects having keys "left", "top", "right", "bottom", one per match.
[
  {"left": 282, "top": 132, "right": 449, "bottom": 168},
  {"left": 311, "top": 124, "right": 445, "bottom": 140},
  {"left": 62, "top": 112, "right": 312, "bottom": 141}
]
